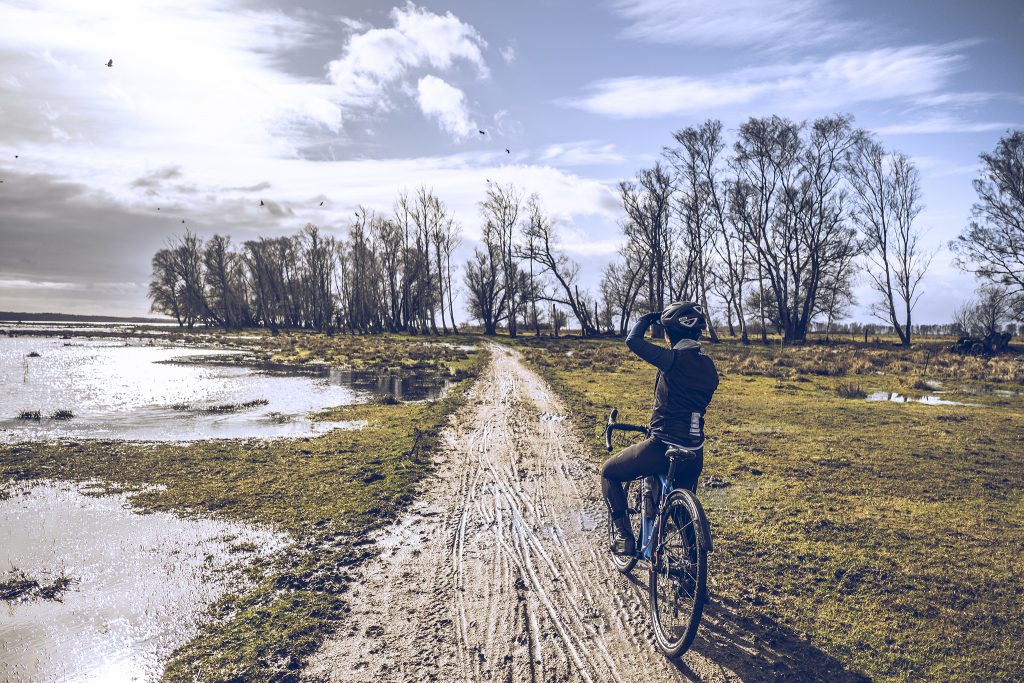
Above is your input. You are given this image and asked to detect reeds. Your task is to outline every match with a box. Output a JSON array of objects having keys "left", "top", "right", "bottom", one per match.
[{"left": 835, "top": 382, "right": 867, "bottom": 399}]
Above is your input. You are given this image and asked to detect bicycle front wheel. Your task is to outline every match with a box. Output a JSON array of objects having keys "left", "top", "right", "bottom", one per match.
[{"left": 649, "top": 489, "right": 708, "bottom": 658}]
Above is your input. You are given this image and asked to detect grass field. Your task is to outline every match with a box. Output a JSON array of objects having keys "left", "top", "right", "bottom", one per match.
[
  {"left": 0, "top": 331, "right": 486, "bottom": 682},
  {"left": 512, "top": 334, "right": 1024, "bottom": 682}
]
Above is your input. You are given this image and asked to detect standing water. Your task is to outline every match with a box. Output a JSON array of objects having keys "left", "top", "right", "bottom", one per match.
[
  {"left": 0, "top": 481, "right": 287, "bottom": 681},
  {"left": 0, "top": 336, "right": 448, "bottom": 442}
]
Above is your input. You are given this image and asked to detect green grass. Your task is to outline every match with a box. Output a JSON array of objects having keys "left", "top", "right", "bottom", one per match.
[
  {"left": 509, "top": 334, "right": 1024, "bottom": 683},
  {"left": 0, "top": 332, "right": 487, "bottom": 682}
]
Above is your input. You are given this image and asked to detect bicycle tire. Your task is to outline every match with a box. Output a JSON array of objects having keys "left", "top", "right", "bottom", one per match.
[
  {"left": 649, "top": 489, "right": 708, "bottom": 658},
  {"left": 609, "top": 480, "right": 644, "bottom": 574}
]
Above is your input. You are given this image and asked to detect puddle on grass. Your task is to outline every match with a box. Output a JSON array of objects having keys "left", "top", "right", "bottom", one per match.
[
  {"left": 0, "top": 336, "right": 450, "bottom": 443},
  {"left": 0, "top": 481, "right": 286, "bottom": 682},
  {"left": 330, "top": 369, "right": 451, "bottom": 402},
  {"left": 954, "top": 386, "right": 1020, "bottom": 397},
  {"left": 866, "top": 392, "right": 973, "bottom": 406}
]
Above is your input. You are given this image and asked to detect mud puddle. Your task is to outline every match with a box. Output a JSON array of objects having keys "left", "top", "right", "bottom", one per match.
[{"left": 0, "top": 481, "right": 286, "bottom": 682}]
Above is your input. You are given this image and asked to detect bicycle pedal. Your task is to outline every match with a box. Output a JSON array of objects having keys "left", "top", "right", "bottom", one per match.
[{"left": 610, "top": 538, "right": 636, "bottom": 556}]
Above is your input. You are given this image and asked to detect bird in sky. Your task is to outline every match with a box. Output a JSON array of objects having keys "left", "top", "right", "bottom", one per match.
[
  {"left": 319, "top": 201, "right": 324, "bottom": 207},
  {"left": 156, "top": 207, "right": 160, "bottom": 211},
  {"left": 181, "top": 220, "right": 185, "bottom": 224},
  {"left": 260, "top": 199, "right": 265, "bottom": 207},
  {"left": 105, "top": 59, "right": 113, "bottom": 68},
  {"left": 478, "top": 130, "right": 486, "bottom": 135},
  {"left": 13, "top": 155, "right": 18, "bottom": 159},
  {"left": 505, "top": 149, "right": 510, "bottom": 154}
]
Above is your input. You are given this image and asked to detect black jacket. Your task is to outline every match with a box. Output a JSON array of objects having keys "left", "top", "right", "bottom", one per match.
[{"left": 625, "top": 315, "right": 719, "bottom": 447}]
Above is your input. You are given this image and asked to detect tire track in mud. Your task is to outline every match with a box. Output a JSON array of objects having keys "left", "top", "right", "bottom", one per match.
[{"left": 306, "top": 345, "right": 737, "bottom": 683}]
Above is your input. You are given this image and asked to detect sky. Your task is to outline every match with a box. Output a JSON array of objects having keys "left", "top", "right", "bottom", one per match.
[{"left": 0, "top": 0, "right": 1022, "bottom": 323}]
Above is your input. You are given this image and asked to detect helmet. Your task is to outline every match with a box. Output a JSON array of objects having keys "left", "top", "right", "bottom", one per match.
[{"left": 660, "top": 301, "right": 706, "bottom": 332}]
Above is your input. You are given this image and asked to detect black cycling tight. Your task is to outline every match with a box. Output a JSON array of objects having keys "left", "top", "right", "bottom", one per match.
[{"left": 600, "top": 437, "right": 703, "bottom": 517}]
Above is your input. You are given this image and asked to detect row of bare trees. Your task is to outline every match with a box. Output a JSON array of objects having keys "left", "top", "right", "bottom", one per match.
[
  {"left": 148, "top": 118, "right": 1021, "bottom": 344},
  {"left": 149, "top": 188, "right": 462, "bottom": 333},
  {"left": 598, "top": 114, "right": 934, "bottom": 345},
  {"left": 464, "top": 185, "right": 600, "bottom": 337}
]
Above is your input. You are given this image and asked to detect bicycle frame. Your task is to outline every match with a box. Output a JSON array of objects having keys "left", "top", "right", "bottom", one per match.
[{"left": 605, "top": 408, "right": 693, "bottom": 563}]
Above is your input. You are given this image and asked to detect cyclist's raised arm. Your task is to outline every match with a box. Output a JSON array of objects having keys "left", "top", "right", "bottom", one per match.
[{"left": 625, "top": 313, "right": 674, "bottom": 372}]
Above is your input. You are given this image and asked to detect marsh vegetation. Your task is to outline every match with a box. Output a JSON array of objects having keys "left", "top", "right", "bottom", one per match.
[
  {"left": 0, "top": 331, "right": 486, "bottom": 681},
  {"left": 513, "top": 334, "right": 1024, "bottom": 682}
]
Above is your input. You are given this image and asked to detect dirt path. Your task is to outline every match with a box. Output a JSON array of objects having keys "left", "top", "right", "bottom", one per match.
[{"left": 306, "top": 345, "right": 738, "bottom": 682}]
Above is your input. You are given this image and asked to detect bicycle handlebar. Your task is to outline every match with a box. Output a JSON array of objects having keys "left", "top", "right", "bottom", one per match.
[{"left": 604, "top": 408, "right": 650, "bottom": 452}]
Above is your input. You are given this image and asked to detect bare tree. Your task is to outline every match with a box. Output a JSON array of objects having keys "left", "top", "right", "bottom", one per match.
[
  {"left": 955, "top": 285, "right": 1013, "bottom": 336},
  {"left": 148, "top": 248, "right": 184, "bottom": 325},
  {"left": 481, "top": 183, "right": 523, "bottom": 336},
  {"left": 666, "top": 123, "right": 728, "bottom": 342},
  {"left": 620, "top": 163, "right": 674, "bottom": 338},
  {"left": 599, "top": 239, "right": 648, "bottom": 336},
  {"left": 464, "top": 234, "right": 506, "bottom": 335},
  {"left": 732, "top": 115, "right": 859, "bottom": 342},
  {"left": 952, "top": 130, "right": 1024, "bottom": 318},
  {"left": 518, "top": 195, "right": 599, "bottom": 335},
  {"left": 848, "top": 137, "right": 932, "bottom": 345}
]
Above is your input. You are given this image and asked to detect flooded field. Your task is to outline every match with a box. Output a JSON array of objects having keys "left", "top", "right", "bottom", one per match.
[
  {"left": 0, "top": 335, "right": 449, "bottom": 442},
  {"left": 0, "top": 481, "right": 287, "bottom": 682}
]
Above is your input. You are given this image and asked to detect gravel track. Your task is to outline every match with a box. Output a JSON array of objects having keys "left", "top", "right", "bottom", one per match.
[{"left": 307, "top": 345, "right": 738, "bottom": 682}]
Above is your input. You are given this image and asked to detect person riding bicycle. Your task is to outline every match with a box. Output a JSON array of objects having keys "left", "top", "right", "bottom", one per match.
[{"left": 601, "top": 302, "right": 719, "bottom": 556}]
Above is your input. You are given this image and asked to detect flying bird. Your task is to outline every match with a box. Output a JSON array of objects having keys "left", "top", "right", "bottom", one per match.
[
  {"left": 181, "top": 220, "right": 185, "bottom": 224},
  {"left": 105, "top": 59, "right": 113, "bottom": 68},
  {"left": 156, "top": 207, "right": 160, "bottom": 211},
  {"left": 505, "top": 149, "right": 510, "bottom": 154},
  {"left": 13, "top": 155, "right": 18, "bottom": 159},
  {"left": 319, "top": 201, "right": 324, "bottom": 207},
  {"left": 260, "top": 199, "right": 265, "bottom": 207},
  {"left": 478, "top": 130, "right": 486, "bottom": 135}
]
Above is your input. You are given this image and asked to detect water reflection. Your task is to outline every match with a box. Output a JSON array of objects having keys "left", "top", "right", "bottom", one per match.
[
  {"left": 330, "top": 368, "right": 450, "bottom": 402},
  {"left": 866, "top": 392, "right": 970, "bottom": 406},
  {"left": 0, "top": 336, "right": 448, "bottom": 442},
  {"left": 0, "top": 481, "right": 286, "bottom": 682}
]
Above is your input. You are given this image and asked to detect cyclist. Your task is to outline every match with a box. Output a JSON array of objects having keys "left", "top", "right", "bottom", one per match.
[{"left": 601, "top": 302, "right": 719, "bottom": 556}]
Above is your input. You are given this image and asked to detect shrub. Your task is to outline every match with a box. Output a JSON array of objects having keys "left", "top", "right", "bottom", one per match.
[
  {"left": 50, "top": 409, "right": 74, "bottom": 420},
  {"left": 17, "top": 410, "right": 41, "bottom": 421},
  {"left": 835, "top": 383, "right": 867, "bottom": 399}
]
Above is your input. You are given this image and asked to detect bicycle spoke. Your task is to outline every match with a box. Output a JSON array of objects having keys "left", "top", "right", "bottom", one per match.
[{"left": 649, "top": 492, "right": 707, "bottom": 658}]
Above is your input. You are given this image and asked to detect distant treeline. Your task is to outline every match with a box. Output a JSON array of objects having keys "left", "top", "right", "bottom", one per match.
[
  {"left": 147, "top": 118, "right": 1023, "bottom": 343},
  {"left": 0, "top": 312, "right": 170, "bottom": 323}
]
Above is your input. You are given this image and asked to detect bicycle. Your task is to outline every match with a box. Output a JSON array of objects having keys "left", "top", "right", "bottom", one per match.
[{"left": 603, "top": 408, "right": 713, "bottom": 658}]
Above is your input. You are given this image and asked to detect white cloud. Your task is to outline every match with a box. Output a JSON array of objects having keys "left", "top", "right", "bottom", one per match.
[
  {"left": 569, "top": 45, "right": 965, "bottom": 118},
  {"left": 500, "top": 42, "right": 517, "bottom": 64},
  {"left": 327, "top": 2, "right": 487, "bottom": 108},
  {"left": 0, "top": 278, "right": 80, "bottom": 290},
  {"left": 611, "top": 0, "right": 859, "bottom": 49},
  {"left": 540, "top": 141, "right": 626, "bottom": 167},
  {"left": 0, "top": 0, "right": 341, "bottom": 156},
  {"left": 875, "top": 116, "right": 1017, "bottom": 135},
  {"left": 416, "top": 75, "right": 475, "bottom": 139}
]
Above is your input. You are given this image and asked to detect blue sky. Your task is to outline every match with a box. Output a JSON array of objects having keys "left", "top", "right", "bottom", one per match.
[{"left": 0, "top": 0, "right": 1021, "bottom": 322}]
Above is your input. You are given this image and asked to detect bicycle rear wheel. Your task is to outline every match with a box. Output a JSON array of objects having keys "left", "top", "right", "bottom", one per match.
[
  {"left": 609, "top": 480, "right": 644, "bottom": 574},
  {"left": 649, "top": 489, "right": 708, "bottom": 658}
]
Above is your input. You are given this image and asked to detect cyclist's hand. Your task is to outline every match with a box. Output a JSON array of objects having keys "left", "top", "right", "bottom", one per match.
[{"left": 644, "top": 312, "right": 662, "bottom": 324}]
